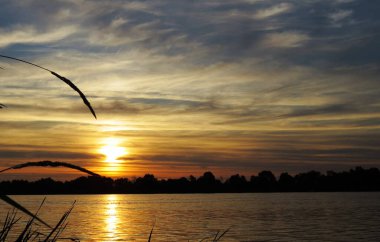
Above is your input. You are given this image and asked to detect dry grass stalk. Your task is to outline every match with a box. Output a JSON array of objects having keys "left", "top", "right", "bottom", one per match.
[
  {"left": 0, "top": 54, "right": 96, "bottom": 118},
  {"left": 0, "top": 160, "right": 101, "bottom": 177}
]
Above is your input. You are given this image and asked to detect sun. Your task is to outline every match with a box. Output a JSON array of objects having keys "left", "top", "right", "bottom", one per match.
[{"left": 99, "top": 138, "right": 127, "bottom": 163}]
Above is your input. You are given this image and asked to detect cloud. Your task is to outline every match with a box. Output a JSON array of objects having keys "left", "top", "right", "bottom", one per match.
[
  {"left": 110, "top": 17, "right": 129, "bottom": 29},
  {"left": 122, "top": 1, "right": 154, "bottom": 12},
  {"left": 0, "top": 149, "right": 96, "bottom": 160},
  {"left": 1, "top": 0, "right": 380, "bottom": 178},
  {"left": 333, "top": 0, "right": 356, "bottom": 4},
  {"left": 329, "top": 9, "right": 353, "bottom": 22},
  {"left": 261, "top": 31, "right": 310, "bottom": 48},
  {"left": 281, "top": 103, "right": 356, "bottom": 118},
  {"left": 254, "top": 3, "right": 293, "bottom": 19},
  {"left": 0, "top": 25, "right": 77, "bottom": 47}
]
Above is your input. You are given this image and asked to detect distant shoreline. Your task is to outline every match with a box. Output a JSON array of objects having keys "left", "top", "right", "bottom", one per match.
[
  {"left": 2, "top": 166, "right": 380, "bottom": 195},
  {"left": 5, "top": 191, "right": 380, "bottom": 196}
]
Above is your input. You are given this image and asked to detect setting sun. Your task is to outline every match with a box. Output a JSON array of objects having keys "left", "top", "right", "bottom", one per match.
[{"left": 99, "top": 138, "right": 127, "bottom": 163}]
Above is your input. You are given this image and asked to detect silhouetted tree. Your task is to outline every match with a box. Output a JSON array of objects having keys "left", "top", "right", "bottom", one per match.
[
  {"left": 114, "top": 178, "right": 132, "bottom": 193},
  {"left": 162, "top": 177, "right": 191, "bottom": 193},
  {"left": 348, "top": 167, "right": 380, "bottom": 191},
  {"left": 294, "top": 171, "right": 323, "bottom": 192},
  {"left": 251, "top": 170, "right": 277, "bottom": 192},
  {"left": 225, "top": 174, "right": 248, "bottom": 192},
  {"left": 197, "top": 171, "right": 222, "bottom": 192},
  {"left": 278, "top": 172, "right": 295, "bottom": 192},
  {"left": 65, "top": 176, "right": 114, "bottom": 194},
  {"left": 33, "top": 177, "right": 63, "bottom": 194},
  {"left": 134, "top": 174, "right": 159, "bottom": 193}
]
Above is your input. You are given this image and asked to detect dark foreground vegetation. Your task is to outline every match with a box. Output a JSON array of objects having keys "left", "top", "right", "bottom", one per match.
[{"left": 2, "top": 167, "right": 380, "bottom": 194}]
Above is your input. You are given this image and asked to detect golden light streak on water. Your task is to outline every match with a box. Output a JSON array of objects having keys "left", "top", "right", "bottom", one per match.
[{"left": 105, "top": 195, "right": 119, "bottom": 238}]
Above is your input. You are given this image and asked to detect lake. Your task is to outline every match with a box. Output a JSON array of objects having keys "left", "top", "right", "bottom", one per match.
[{"left": 1, "top": 193, "right": 380, "bottom": 241}]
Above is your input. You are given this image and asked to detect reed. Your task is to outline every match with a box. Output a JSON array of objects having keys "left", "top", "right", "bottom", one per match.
[
  {"left": 0, "top": 161, "right": 91, "bottom": 242},
  {"left": 0, "top": 160, "right": 97, "bottom": 240},
  {"left": 147, "top": 220, "right": 155, "bottom": 242},
  {"left": 0, "top": 201, "right": 79, "bottom": 242},
  {"left": 199, "top": 228, "right": 230, "bottom": 242},
  {"left": 0, "top": 159, "right": 95, "bottom": 241},
  {"left": 0, "top": 54, "right": 96, "bottom": 119},
  {"left": 0, "top": 54, "right": 97, "bottom": 232},
  {"left": 0, "top": 195, "right": 51, "bottom": 229},
  {"left": 0, "top": 209, "right": 19, "bottom": 240},
  {"left": 0, "top": 160, "right": 101, "bottom": 177},
  {"left": 0, "top": 55, "right": 96, "bottom": 238},
  {"left": 0, "top": 160, "right": 101, "bottom": 226}
]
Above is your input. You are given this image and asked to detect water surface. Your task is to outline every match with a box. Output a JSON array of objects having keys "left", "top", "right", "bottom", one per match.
[{"left": 1, "top": 193, "right": 380, "bottom": 241}]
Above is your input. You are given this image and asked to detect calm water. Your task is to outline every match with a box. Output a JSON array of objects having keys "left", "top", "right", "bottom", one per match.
[{"left": 1, "top": 193, "right": 380, "bottom": 241}]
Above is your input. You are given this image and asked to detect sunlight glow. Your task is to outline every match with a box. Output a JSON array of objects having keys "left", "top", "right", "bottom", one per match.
[
  {"left": 99, "top": 138, "right": 127, "bottom": 163},
  {"left": 99, "top": 120, "right": 138, "bottom": 132}
]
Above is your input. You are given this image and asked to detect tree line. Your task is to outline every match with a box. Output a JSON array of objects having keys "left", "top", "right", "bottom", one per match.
[{"left": 1, "top": 166, "right": 380, "bottom": 194}]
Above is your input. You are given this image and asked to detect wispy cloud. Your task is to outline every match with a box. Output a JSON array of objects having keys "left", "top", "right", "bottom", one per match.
[
  {"left": 254, "top": 3, "right": 293, "bottom": 19},
  {"left": 0, "top": 25, "right": 77, "bottom": 48},
  {"left": 261, "top": 31, "right": 310, "bottom": 48},
  {"left": 329, "top": 9, "right": 353, "bottom": 23}
]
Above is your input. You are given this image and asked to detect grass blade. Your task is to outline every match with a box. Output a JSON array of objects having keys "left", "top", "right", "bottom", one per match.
[
  {"left": 213, "top": 230, "right": 220, "bottom": 241},
  {"left": 15, "top": 198, "right": 47, "bottom": 241},
  {"left": 0, "top": 54, "right": 96, "bottom": 118},
  {"left": 0, "top": 209, "right": 20, "bottom": 240},
  {"left": 0, "top": 195, "right": 51, "bottom": 229},
  {"left": 50, "top": 71, "right": 96, "bottom": 119},
  {"left": 0, "top": 160, "right": 100, "bottom": 177},
  {"left": 44, "top": 201, "right": 75, "bottom": 242},
  {"left": 215, "top": 228, "right": 230, "bottom": 241},
  {"left": 0, "top": 55, "right": 50, "bottom": 71},
  {"left": 199, "top": 236, "right": 211, "bottom": 242},
  {"left": 148, "top": 220, "right": 155, "bottom": 242}
]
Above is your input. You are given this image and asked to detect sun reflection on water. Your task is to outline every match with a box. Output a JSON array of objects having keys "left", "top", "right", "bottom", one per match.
[{"left": 105, "top": 195, "right": 119, "bottom": 237}]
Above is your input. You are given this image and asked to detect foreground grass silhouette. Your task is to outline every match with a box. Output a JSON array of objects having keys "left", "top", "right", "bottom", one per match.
[
  {"left": 0, "top": 200, "right": 78, "bottom": 241},
  {"left": 0, "top": 55, "right": 96, "bottom": 118},
  {"left": 0, "top": 161, "right": 99, "bottom": 241},
  {"left": 0, "top": 161, "right": 100, "bottom": 177},
  {"left": 0, "top": 162, "right": 96, "bottom": 241},
  {"left": 1, "top": 54, "right": 97, "bottom": 241}
]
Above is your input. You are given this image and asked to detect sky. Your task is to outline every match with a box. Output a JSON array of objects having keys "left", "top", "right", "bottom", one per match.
[{"left": 1, "top": 0, "right": 380, "bottom": 180}]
